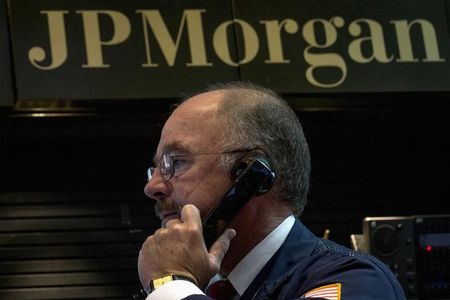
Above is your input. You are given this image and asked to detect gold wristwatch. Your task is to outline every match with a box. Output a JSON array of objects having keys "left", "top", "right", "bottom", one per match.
[{"left": 147, "top": 274, "right": 191, "bottom": 294}]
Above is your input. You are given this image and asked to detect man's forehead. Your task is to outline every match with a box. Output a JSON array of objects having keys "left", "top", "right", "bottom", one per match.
[
  {"left": 155, "top": 92, "right": 224, "bottom": 157},
  {"left": 166, "top": 93, "right": 222, "bottom": 127}
]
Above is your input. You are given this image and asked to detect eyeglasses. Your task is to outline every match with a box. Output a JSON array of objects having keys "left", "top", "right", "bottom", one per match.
[{"left": 147, "top": 149, "right": 252, "bottom": 181}]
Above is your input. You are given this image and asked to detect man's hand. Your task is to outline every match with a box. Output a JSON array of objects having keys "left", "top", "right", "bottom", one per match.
[{"left": 138, "top": 204, "right": 236, "bottom": 290}]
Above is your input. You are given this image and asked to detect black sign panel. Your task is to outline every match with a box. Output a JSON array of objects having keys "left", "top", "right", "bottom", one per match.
[
  {"left": 235, "top": 0, "right": 450, "bottom": 93},
  {"left": 0, "top": 0, "right": 13, "bottom": 106},
  {"left": 8, "top": 0, "right": 238, "bottom": 100},
  {"left": 7, "top": 0, "right": 450, "bottom": 100}
]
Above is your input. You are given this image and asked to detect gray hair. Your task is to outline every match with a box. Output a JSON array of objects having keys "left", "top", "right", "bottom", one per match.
[{"left": 205, "top": 81, "right": 311, "bottom": 216}]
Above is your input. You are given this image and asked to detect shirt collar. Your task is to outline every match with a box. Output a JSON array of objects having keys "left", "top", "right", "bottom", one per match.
[{"left": 227, "top": 215, "right": 295, "bottom": 296}]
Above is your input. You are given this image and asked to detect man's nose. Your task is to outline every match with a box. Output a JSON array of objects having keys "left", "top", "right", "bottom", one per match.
[{"left": 144, "top": 168, "right": 170, "bottom": 202}]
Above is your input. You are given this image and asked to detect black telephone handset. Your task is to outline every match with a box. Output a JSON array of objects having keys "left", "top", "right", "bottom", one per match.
[{"left": 202, "top": 154, "right": 275, "bottom": 248}]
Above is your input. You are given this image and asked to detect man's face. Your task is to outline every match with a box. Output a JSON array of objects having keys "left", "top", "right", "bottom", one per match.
[{"left": 144, "top": 91, "right": 232, "bottom": 227}]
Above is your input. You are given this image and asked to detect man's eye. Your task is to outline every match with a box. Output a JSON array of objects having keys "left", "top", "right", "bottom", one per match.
[{"left": 172, "top": 159, "right": 185, "bottom": 169}]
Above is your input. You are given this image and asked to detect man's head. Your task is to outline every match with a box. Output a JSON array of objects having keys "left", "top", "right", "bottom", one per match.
[
  {"left": 207, "top": 81, "right": 311, "bottom": 216},
  {"left": 145, "top": 81, "right": 310, "bottom": 227}
]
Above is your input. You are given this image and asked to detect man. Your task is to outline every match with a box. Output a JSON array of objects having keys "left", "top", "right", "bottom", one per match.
[{"left": 137, "top": 82, "right": 406, "bottom": 299}]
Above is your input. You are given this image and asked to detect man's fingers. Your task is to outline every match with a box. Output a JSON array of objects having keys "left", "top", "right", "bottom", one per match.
[
  {"left": 208, "top": 228, "right": 236, "bottom": 267},
  {"left": 165, "top": 218, "right": 180, "bottom": 228},
  {"left": 180, "top": 204, "right": 202, "bottom": 226}
]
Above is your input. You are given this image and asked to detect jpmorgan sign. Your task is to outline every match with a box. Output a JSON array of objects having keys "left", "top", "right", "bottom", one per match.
[
  {"left": 7, "top": 0, "right": 450, "bottom": 100},
  {"left": 23, "top": 12, "right": 446, "bottom": 85}
]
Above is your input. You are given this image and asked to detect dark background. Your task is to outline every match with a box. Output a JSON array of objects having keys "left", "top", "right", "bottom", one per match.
[{"left": 1, "top": 92, "right": 449, "bottom": 298}]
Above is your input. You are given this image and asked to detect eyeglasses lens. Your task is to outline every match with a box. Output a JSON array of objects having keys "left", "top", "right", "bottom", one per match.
[
  {"left": 147, "top": 167, "right": 154, "bottom": 181},
  {"left": 160, "top": 153, "right": 173, "bottom": 180}
]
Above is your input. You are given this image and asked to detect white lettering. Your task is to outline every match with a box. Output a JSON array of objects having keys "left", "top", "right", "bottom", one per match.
[
  {"left": 77, "top": 10, "right": 131, "bottom": 68},
  {"left": 28, "top": 11, "right": 68, "bottom": 70},
  {"left": 303, "top": 17, "right": 347, "bottom": 88}
]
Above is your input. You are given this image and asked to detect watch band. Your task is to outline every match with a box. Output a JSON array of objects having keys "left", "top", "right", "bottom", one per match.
[{"left": 146, "top": 274, "right": 192, "bottom": 294}]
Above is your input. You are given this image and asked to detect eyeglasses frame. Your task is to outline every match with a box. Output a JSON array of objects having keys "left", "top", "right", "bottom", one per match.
[{"left": 147, "top": 149, "right": 253, "bottom": 181}]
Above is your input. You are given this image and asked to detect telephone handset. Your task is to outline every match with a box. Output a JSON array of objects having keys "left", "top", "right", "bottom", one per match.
[{"left": 202, "top": 154, "right": 275, "bottom": 248}]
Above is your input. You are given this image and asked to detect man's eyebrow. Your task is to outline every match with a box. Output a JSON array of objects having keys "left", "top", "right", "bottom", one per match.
[{"left": 152, "top": 142, "right": 189, "bottom": 165}]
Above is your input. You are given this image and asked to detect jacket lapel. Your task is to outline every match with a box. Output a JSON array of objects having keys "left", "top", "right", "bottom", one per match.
[{"left": 240, "top": 219, "right": 318, "bottom": 299}]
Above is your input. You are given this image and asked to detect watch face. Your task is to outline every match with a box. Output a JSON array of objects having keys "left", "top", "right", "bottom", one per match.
[
  {"left": 150, "top": 275, "right": 175, "bottom": 291},
  {"left": 148, "top": 274, "right": 193, "bottom": 293}
]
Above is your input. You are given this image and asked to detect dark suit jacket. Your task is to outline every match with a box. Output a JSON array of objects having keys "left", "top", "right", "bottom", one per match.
[{"left": 185, "top": 219, "right": 406, "bottom": 300}]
